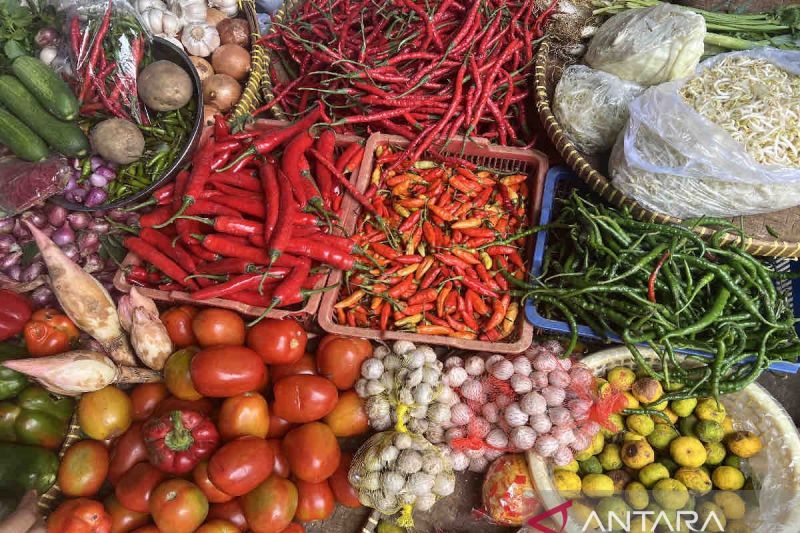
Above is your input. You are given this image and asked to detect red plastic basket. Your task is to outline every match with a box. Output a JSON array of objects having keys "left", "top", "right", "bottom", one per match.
[{"left": 318, "top": 133, "right": 548, "bottom": 353}]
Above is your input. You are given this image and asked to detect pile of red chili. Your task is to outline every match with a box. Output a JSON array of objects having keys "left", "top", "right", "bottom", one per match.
[
  {"left": 122, "top": 113, "right": 365, "bottom": 312},
  {"left": 258, "top": 0, "right": 558, "bottom": 163},
  {"left": 333, "top": 143, "right": 531, "bottom": 341}
]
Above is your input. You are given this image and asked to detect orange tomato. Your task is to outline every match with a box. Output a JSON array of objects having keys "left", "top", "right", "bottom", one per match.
[
  {"left": 192, "top": 461, "right": 233, "bottom": 504},
  {"left": 161, "top": 306, "right": 199, "bottom": 347},
  {"left": 192, "top": 309, "right": 245, "bottom": 347},
  {"left": 47, "top": 498, "right": 111, "bottom": 533},
  {"left": 279, "top": 525, "right": 305, "bottom": 533},
  {"left": 78, "top": 386, "right": 132, "bottom": 441},
  {"left": 294, "top": 480, "right": 335, "bottom": 522},
  {"left": 57, "top": 440, "right": 109, "bottom": 497},
  {"left": 207, "top": 436, "right": 273, "bottom": 497},
  {"left": 271, "top": 375, "right": 338, "bottom": 424},
  {"left": 218, "top": 392, "right": 269, "bottom": 440},
  {"left": 103, "top": 494, "right": 150, "bottom": 533},
  {"left": 196, "top": 519, "right": 240, "bottom": 533},
  {"left": 315, "top": 335, "right": 372, "bottom": 390},
  {"left": 24, "top": 308, "right": 79, "bottom": 357},
  {"left": 282, "top": 423, "right": 341, "bottom": 483},
  {"left": 246, "top": 319, "right": 307, "bottom": 365},
  {"left": 328, "top": 452, "right": 361, "bottom": 508},
  {"left": 163, "top": 347, "right": 202, "bottom": 401},
  {"left": 130, "top": 383, "right": 169, "bottom": 422},
  {"left": 149, "top": 479, "right": 209, "bottom": 533},
  {"left": 323, "top": 390, "right": 369, "bottom": 437},
  {"left": 240, "top": 476, "right": 297, "bottom": 533}
]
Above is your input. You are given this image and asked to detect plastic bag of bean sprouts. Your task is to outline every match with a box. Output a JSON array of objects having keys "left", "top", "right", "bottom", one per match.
[{"left": 610, "top": 48, "right": 800, "bottom": 218}]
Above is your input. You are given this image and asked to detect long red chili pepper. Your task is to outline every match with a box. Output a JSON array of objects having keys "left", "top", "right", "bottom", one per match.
[
  {"left": 648, "top": 251, "right": 671, "bottom": 303},
  {"left": 197, "top": 258, "right": 262, "bottom": 275},
  {"left": 307, "top": 148, "right": 378, "bottom": 217},
  {"left": 267, "top": 170, "right": 298, "bottom": 266},
  {"left": 281, "top": 130, "right": 319, "bottom": 208},
  {"left": 260, "top": 161, "right": 280, "bottom": 244},
  {"left": 314, "top": 129, "right": 336, "bottom": 208},
  {"left": 190, "top": 272, "right": 287, "bottom": 300},
  {"left": 249, "top": 257, "right": 313, "bottom": 324},
  {"left": 123, "top": 237, "right": 198, "bottom": 290},
  {"left": 156, "top": 139, "right": 216, "bottom": 228}
]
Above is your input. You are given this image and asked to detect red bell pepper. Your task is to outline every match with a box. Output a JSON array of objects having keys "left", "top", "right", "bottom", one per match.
[
  {"left": 0, "top": 289, "right": 31, "bottom": 341},
  {"left": 142, "top": 410, "right": 220, "bottom": 474}
]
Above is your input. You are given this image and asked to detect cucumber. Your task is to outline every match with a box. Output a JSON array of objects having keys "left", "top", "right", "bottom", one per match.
[
  {"left": 0, "top": 106, "right": 49, "bottom": 162},
  {"left": 11, "top": 56, "right": 80, "bottom": 121},
  {"left": 0, "top": 75, "right": 89, "bottom": 158}
]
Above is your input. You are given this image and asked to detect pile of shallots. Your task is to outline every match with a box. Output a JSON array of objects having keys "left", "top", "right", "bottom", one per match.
[{"left": 440, "top": 341, "right": 601, "bottom": 473}]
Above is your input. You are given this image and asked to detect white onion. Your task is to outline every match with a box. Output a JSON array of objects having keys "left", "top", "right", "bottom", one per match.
[
  {"left": 512, "top": 355, "right": 532, "bottom": 376},
  {"left": 503, "top": 402, "right": 528, "bottom": 427},
  {"left": 450, "top": 403, "right": 472, "bottom": 426},
  {"left": 549, "top": 406, "right": 573, "bottom": 426},
  {"left": 542, "top": 385, "right": 566, "bottom": 407},
  {"left": 510, "top": 374, "right": 533, "bottom": 394},
  {"left": 459, "top": 379, "right": 483, "bottom": 401},
  {"left": 510, "top": 426, "right": 537, "bottom": 450},
  {"left": 552, "top": 426, "right": 576, "bottom": 446},
  {"left": 445, "top": 366, "right": 468, "bottom": 388},
  {"left": 530, "top": 371, "right": 550, "bottom": 389},
  {"left": 553, "top": 446, "right": 574, "bottom": 466},
  {"left": 444, "top": 356, "right": 463, "bottom": 369},
  {"left": 534, "top": 434, "right": 559, "bottom": 457},
  {"left": 485, "top": 354, "right": 505, "bottom": 369},
  {"left": 530, "top": 414, "right": 552, "bottom": 434},
  {"left": 489, "top": 359, "right": 514, "bottom": 381},
  {"left": 445, "top": 427, "right": 466, "bottom": 443},
  {"left": 533, "top": 352, "right": 559, "bottom": 372},
  {"left": 485, "top": 428, "right": 509, "bottom": 449},
  {"left": 481, "top": 403, "right": 499, "bottom": 424},
  {"left": 520, "top": 391, "right": 547, "bottom": 416},
  {"left": 548, "top": 369, "right": 571, "bottom": 388},
  {"left": 464, "top": 356, "right": 485, "bottom": 376}
]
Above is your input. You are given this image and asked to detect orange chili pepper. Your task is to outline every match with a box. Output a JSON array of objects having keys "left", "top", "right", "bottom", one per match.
[
  {"left": 437, "top": 281, "right": 452, "bottom": 317},
  {"left": 415, "top": 256, "right": 435, "bottom": 281},
  {"left": 416, "top": 325, "right": 453, "bottom": 335},
  {"left": 466, "top": 289, "right": 490, "bottom": 315},
  {"left": 501, "top": 174, "right": 527, "bottom": 186},
  {"left": 451, "top": 248, "right": 480, "bottom": 265},
  {"left": 451, "top": 218, "right": 482, "bottom": 229},
  {"left": 336, "top": 308, "right": 346, "bottom": 323},
  {"left": 448, "top": 331, "right": 478, "bottom": 340},
  {"left": 422, "top": 221, "right": 438, "bottom": 248},
  {"left": 398, "top": 198, "right": 427, "bottom": 209},
  {"left": 370, "top": 296, "right": 383, "bottom": 311},
  {"left": 379, "top": 301, "right": 391, "bottom": 331},
  {"left": 335, "top": 289, "right": 365, "bottom": 309},
  {"left": 408, "top": 287, "right": 438, "bottom": 306}
]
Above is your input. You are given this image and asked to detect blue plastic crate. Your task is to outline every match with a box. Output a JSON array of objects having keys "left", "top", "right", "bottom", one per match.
[{"left": 524, "top": 166, "right": 800, "bottom": 374}]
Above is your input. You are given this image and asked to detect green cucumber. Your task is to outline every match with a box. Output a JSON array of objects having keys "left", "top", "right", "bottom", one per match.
[
  {"left": 0, "top": 75, "right": 89, "bottom": 157},
  {"left": 4, "top": 41, "right": 79, "bottom": 121},
  {"left": 0, "top": 106, "right": 49, "bottom": 162}
]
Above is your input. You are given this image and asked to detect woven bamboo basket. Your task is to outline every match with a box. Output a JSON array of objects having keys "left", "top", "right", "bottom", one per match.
[
  {"left": 36, "top": 414, "right": 82, "bottom": 514},
  {"left": 534, "top": 38, "right": 800, "bottom": 258},
  {"left": 526, "top": 346, "right": 800, "bottom": 533},
  {"left": 260, "top": 0, "right": 302, "bottom": 120},
  {"left": 228, "top": 0, "right": 269, "bottom": 122}
]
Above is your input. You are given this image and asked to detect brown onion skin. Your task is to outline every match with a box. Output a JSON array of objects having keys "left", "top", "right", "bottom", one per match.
[
  {"left": 203, "top": 74, "right": 242, "bottom": 112},
  {"left": 191, "top": 56, "right": 214, "bottom": 83},
  {"left": 211, "top": 45, "right": 251, "bottom": 82},
  {"left": 217, "top": 18, "right": 250, "bottom": 48}
]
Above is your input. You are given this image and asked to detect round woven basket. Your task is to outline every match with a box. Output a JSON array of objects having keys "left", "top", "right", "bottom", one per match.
[
  {"left": 526, "top": 346, "right": 800, "bottom": 533},
  {"left": 534, "top": 38, "right": 800, "bottom": 258},
  {"left": 37, "top": 414, "right": 82, "bottom": 514},
  {"left": 228, "top": 0, "right": 269, "bottom": 122},
  {"left": 260, "top": 0, "right": 303, "bottom": 120}
]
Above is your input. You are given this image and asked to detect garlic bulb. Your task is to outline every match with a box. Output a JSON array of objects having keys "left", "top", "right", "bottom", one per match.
[
  {"left": 485, "top": 354, "right": 505, "bottom": 369},
  {"left": 383, "top": 354, "right": 402, "bottom": 371},
  {"left": 459, "top": 378, "right": 483, "bottom": 401},
  {"left": 365, "top": 380, "right": 385, "bottom": 396},
  {"left": 427, "top": 403, "right": 451, "bottom": 425},
  {"left": 450, "top": 450, "right": 469, "bottom": 471},
  {"left": 433, "top": 473, "right": 455, "bottom": 496},
  {"left": 549, "top": 406, "right": 573, "bottom": 426},
  {"left": 394, "top": 432, "right": 413, "bottom": 450},
  {"left": 416, "top": 493, "right": 437, "bottom": 511},
  {"left": 366, "top": 396, "right": 391, "bottom": 420},
  {"left": 397, "top": 449, "right": 423, "bottom": 474},
  {"left": 485, "top": 428, "right": 508, "bottom": 449},
  {"left": 136, "top": 0, "right": 167, "bottom": 11},
  {"left": 489, "top": 359, "right": 514, "bottom": 380},
  {"left": 470, "top": 416, "right": 491, "bottom": 438},
  {"left": 39, "top": 45, "right": 57, "bottom": 66},
  {"left": 481, "top": 403, "right": 499, "bottom": 424},
  {"left": 393, "top": 340, "right": 415, "bottom": 355},
  {"left": 407, "top": 472, "right": 435, "bottom": 495},
  {"left": 549, "top": 369, "right": 571, "bottom": 388},
  {"left": 382, "top": 471, "right": 405, "bottom": 492},
  {"left": 373, "top": 345, "right": 390, "bottom": 359},
  {"left": 140, "top": 7, "right": 183, "bottom": 38},
  {"left": 530, "top": 413, "right": 553, "bottom": 434},
  {"left": 444, "top": 356, "right": 463, "bottom": 369},
  {"left": 355, "top": 378, "right": 368, "bottom": 397},
  {"left": 469, "top": 456, "right": 489, "bottom": 472},
  {"left": 380, "top": 445, "right": 400, "bottom": 464},
  {"left": 445, "top": 427, "right": 465, "bottom": 443},
  {"left": 445, "top": 366, "right": 467, "bottom": 388},
  {"left": 450, "top": 403, "right": 472, "bottom": 426},
  {"left": 534, "top": 434, "right": 559, "bottom": 457},
  {"left": 542, "top": 385, "right": 567, "bottom": 407},
  {"left": 209, "top": 0, "right": 238, "bottom": 16},
  {"left": 510, "top": 374, "right": 532, "bottom": 394},
  {"left": 510, "top": 426, "right": 537, "bottom": 450},
  {"left": 512, "top": 355, "right": 532, "bottom": 376},
  {"left": 520, "top": 391, "right": 547, "bottom": 416},
  {"left": 553, "top": 446, "right": 574, "bottom": 466},
  {"left": 464, "top": 356, "right": 485, "bottom": 376},
  {"left": 361, "top": 358, "right": 384, "bottom": 380},
  {"left": 404, "top": 349, "right": 426, "bottom": 369},
  {"left": 530, "top": 370, "right": 549, "bottom": 389},
  {"left": 181, "top": 22, "right": 220, "bottom": 57},
  {"left": 503, "top": 402, "right": 528, "bottom": 427},
  {"left": 168, "top": 0, "right": 207, "bottom": 22}
]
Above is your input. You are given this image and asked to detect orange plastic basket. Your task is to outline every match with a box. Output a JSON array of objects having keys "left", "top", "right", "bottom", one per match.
[{"left": 318, "top": 133, "right": 548, "bottom": 353}]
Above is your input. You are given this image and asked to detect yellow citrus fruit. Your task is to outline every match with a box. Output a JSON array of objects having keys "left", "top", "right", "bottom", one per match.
[
  {"left": 694, "top": 420, "right": 724, "bottom": 443},
  {"left": 582, "top": 473, "right": 615, "bottom": 498},
  {"left": 696, "top": 501, "right": 727, "bottom": 532},
  {"left": 712, "top": 466, "right": 745, "bottom": 490},
  {"left": 554, "top": 470, "right": 582, "bottom": 499},
  {"left": 623, "top": 392, "right": 640, "bottom": 409},
  {"left": 713, "top": 491, "right": 746, "bottom": 520},
  {"left": 695, "top": 398, "right": 726, "bottom": 423},
  {"left": 653, "top": 479, "right": 689, "bottom": 510},
  {"left": 606, "top": 469, "right": 632, "bottom": 494},
  {"left": 670, "top": 436, "right": 708, "bottom": 468},
  {"left": 598, "top": 443, "right": 623, "bottom": 471},
  {"left": 624, "top": 481, "right": 649, "bottom": 510},
  {"left": 554, "top": 460, "right": 579, "bottom": 474},
  {"left": 647, "top": 424, "right": 679, "bottom": 451},
  {"left": 675, "top": 467, "right": 712, "bottom": 495},
  {"left": 638, "top": 463, "right": 670, "bottom": 488},
  {"left": 621, "top": 440, "right": 655, "bottom": 469},
  {"left": 670, "top": 398, "right": 697, "bottom": 418},
  {"left": 607, "top": 367, "right": 636, "bottom": 391},
  {"left": 726, "top": 431, "right": 763, "bottom": 458},
  {"left": 704, "top": 442, "right": 727, "bottom": 466},
  {"left": 626, "top": 414, "right": 655, "bottom": 436}
]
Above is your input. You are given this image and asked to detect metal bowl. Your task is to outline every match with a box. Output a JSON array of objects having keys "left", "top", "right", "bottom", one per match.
[{"left": 53, "top": 36, "right": 204, "bottom": 212}]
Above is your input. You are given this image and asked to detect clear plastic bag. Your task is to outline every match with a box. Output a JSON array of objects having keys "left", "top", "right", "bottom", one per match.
[
  {"left": 610, "top": 48, "right": 800, "bottom": 218},
  {"left": 0, "top": 156, "right": 71, "bottom": 217},
  {"left": 553, "top": 65, "right": 644, "bottom": 154},
  {"left": 585, "top": 4, "right": 705, "bottom": 86}
]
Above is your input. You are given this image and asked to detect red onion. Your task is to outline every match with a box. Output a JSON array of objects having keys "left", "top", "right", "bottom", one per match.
[
  {"left": 30, "top": 285, "right": 53, "bottom": 308},
  {"left": 125, "top": 213, "right": 140, "bottom": 226},
  {"left": 84, "top": 187, "right": 108, "bottom": 208},
  {"left": 0, "top": 218, "right": 13, "bottom": 234},
  {"left": 65, "top": 187, "right": 87, "bottom": 203},
  {"left": 51, "top": 225, "right": 76, "bottom": 246},
  {"left": 21, "top": 261, "right": 44, "bottom": 282},
  {"left": 46, "top": 204, "right": 68, "bottom": 227},
  {"left": 11, "top": 221, "right": 27, "bottom": 239},
  {"left": 35, "top": 27, "right": 58, "bottom": 47},
  {"left": 40, "top": 226, "right": 54, "bottom": 238},
  {"left": 83, "top": 254, "right": 104, "bottom": 274},
  {"left": 89, "top": 219, "right": 110, "bottom": 234},
  {"left": 80, "top": 337, "right": 106, "bottom": 353},
  {"left": 22, "top": 210, "right": 47, "bottom": 228},
  {"left": 64, "top": 177, "right": 77, "bottom": 191},
  {"left": 5, "top": 265, "right": 21, "bottom": 281},
  {"left": 107, "top": 209, "right": 128, "bottom": 222},
  {"left": 90, "top": 156, "right": 104, "bottom": 171},
  {"left": 67, "top": 212, "right": 90, "bottom": 230},
  {"left": 60, "top": 244, "right": 79, "bottom": 261},
  {"left": 0, "top": 234, "right": 17, "bottom": 253},
  {"left": 78, "top": 231, "right": 100, "bottom": 255},
  {"left": 95, "top": 166, "right": 115, "bottom": 180},
  {"left": 89, "top": 173, "right": 108, "bottom": 188},
  {"left": 1, "top": 250, "right": 21, "bottom": 269}
]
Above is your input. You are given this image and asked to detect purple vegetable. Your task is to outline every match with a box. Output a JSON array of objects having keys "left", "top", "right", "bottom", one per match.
[
  {"left": 77, "top": 231, "right": 100, "bottom": 255},
  {"left": 0, "top": 218, "right": 14, "bottom": 234},
  {"left": 35, "top": 27, "right": 58, "bottom": 47},
  {"left": 60, "top": 244, "right": 79, "bottom": 261},
  {"left": 84, "top": 187, "right": 107, "bottom": 208},
  {"left": 89, "top": 173, "right": 108, "bottom": 188},
  {"left": 0, "top": 251, "right": 21, "bottom": 270},
  {"left": 30, "top": 285, "right": 53, "bottom": 308},
  {"left": 89, "top": 219, "right": 110, "bottom": 234},
  {"left": 46, "top": 204, "right": 68, "bottom": 227},
  {"left": 65, "top": 187, "right": 87, "bottom": 203},
  {"left": 40, "top": 226, "right": 53, "bottom": 238},
  {"left": 67, "top": 212, "right": 90, "bottom": 230},
  {"left": 90, "top": 156, "right": 104, "bottom": 171},
  {"left": 51, "top": 225, "right": 75, "bottom": 246},
  {"left": 12, "top": 221, "right": 29, "bottom": 240},
  {"left": 64, "top": 177, "right": 77, "bottom": 191},
  {"left": 83, "top": 254, "right": 104, "bottom": 274},
  {"left": 0, "top": 234, "right": 16, "bottom": 253},
  {"left": 95, "top": 166, "right": 115, "bottom": 180},
  {"left": 21, "top": 261, "right": 44, "bottom": 282},
  {"left": 4, "top": 265, "right": 21, "bottom": 281},
  {"left": 22, "top": 210, "right": 47, "bottom": 228},
  {"left": 125, "top": 213, "right": 140, "bottom": 227},
  {"left": 107, "top": 208, "right": 128, "bottom": 223}
]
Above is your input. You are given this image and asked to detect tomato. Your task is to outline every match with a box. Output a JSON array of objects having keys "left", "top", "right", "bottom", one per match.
[
  {"left": 153, "top": 397, "right": 214, "bottom": 417},
  {"left": 207, "top": 436, "right": 273, "bottom": 497},
  {"left": 108, "top": 423, "right": 147, "bottom": 486},
  {"left": 48, "top": 498, "right": 111, "bottom": 533},
  {"left": 115, "top": 462, "right": 168, "bottom": 513},
  {"left": 192, "top": 309, "right": 245, "bottom": 347},
  {"left": 240, "top": 476, "right": 297, "bottom": 533},
  {"left": 196, "top": 519, "right": 240, "bottom": 533},
  {"left": 164, "top": 347, "right": 202, "bottom": 401},
  {"left": 24, "top": 308, "right": 80, "bottom": 358},
  {"left": 316, "top": 335, "right": 372, "bottom": 390},
  {"left": 269, "top": 353, "right": 317, "bottom": 384},
  {"left": 266, "top": 401, "right": 295, "bottom": 439},
  {"left": 246, "top": 319, "right": 307, "bottom": 365},
  {"left": 218, "top": 392, "right": 269, "bottom": 441},
  {"left": 57, "top": 440, "right": 109, "bottom": 497},
  {"left": 272, "top": 376, "right": 338, "bottom": 424},
  {"left": 130, "top": 383, "right": 169, "bottom": 422},
  {"left": 208, "top": 500, "right": 248, "bottom": 532},
  {"left": 328, "top": 452, "right": 361, "bottom": 508},
  {"left": 149, "top": 479, "right": 208, "bottom": 533},
  {"left": 282, "top": 423, "right": 341, "bottom": 483},
  {"left": 78, "top": 386, "right": 132, "bottom": 441},
  {"left": 323, "top": 390, "right": 369, "bottom": 437},
  {"left": 161, "top": 306, "right": 199, "bottom": 347},
  {"left": 266, "top": 439, "right": 290, "bottom": 478},
  {"left": 103, "top": 494, "right": 150, "bottom": 533},
  {"left": 131, "top": 527, "right": 160, "bottom": 533},
  {"left": 193, "top": 461, "right": 233, "bottom": 504},
  {"left": 294, "top": 480, "right": 335, "bottom": 522},
  {"left": 190, "top": 346, "right": 266, "bottom": 398},
  {"left": 279, "top": 525, "right": 305, "bottom": 533}
]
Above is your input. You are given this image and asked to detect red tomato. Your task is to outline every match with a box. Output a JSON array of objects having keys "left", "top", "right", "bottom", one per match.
[
  {"left": 115, "top": 462, "right": 168, "bottom": 513},
  {"left": 328, "top": 452, "right": 361, "bottom": 508},
  {"left": 149, "top": 479, "right": 208, "bottom": 533},
  {"left": 153, "top": 397, "right": 215, "bottom": 417},
  {"left": 272, "top": 375, "right": 338, "bottom": 424},
  {"left": 266, "top": 401, "right": 295, "bottom": 439},
  {"left": 131, "top": 527, "right": 160, "bottom": 533},
  {"left": 192, "top": 309, "right": 245, "bottom": 347},
  {"left": 282, "top": 423, "right": 341, "bottom": 483},
  {"left": 190, "top": 346, "right": 266, "bottom": 398},
  {"left": 279, "top": 525, "right": 305, "bottom": 533},
  {"left": 240, "top": 476, "right": 297, "bottom": 533},
  {"left": 315, "top": 335, "right": 372, "bottom": 390},
  {"left": 48, "top": 498, "right": 111, "bottom": 533},
  {"left": 108, "top": 423, "right": 147, "bottom": 486},
  {"left": 207, "top": 436, "right": 274, "bottom": 497},
  {"left": 218, "top": 392, "right": 269, "bottom": 440},
  {"left": 193, "top": 461, "right": 233, "bottom": 504},
  {"left": 57, "top": 440, "right": 109, "bottom": 497},
  {"left": 208, "top": 500, "right": 248, "bottom": 532},
  {"left": 266, "top": 439, "right": 290, "bottom": 478},
  {"left": 161, "top": 305, "right": 199, "bottom": 347},
  {"left": 24, "top": 308, "right": 80, "bottom": 358},
  {"left": 103, "top": 494, "right": 150, "bottom": 533},
  {"left": 130, "top": 383, "right": 169, "bottom": 422},
  {"left": 269, "top": 353, "right": 316, "bottom": 384},
  {"left": 294, "top": 480, "right": 335, "bottom": 522},
  {"left": 323, "top": 390, "right": 369, "bottom": 437},
  {"left": 246, "top": 319, "right": 307, "bottom": 365},
  {"left": 163, "top": 347, "right": 202, "bottom": 401},
  {"left": 196, "top": 519, "right": 240, "bottom": 533}
]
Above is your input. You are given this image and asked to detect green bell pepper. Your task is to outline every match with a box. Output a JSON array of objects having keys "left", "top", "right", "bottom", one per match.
[
  {"left": 0, "top": 386, "right": 74, "bottom": 450},
  {"left": 0, "top": 343, "right": 29, "bottom": 400},
  {"left": 0, "top": 442, "right": 58, "bottom": 495}
]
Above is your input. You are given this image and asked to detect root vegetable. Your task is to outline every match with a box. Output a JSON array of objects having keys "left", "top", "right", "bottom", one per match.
[
  {"left": 203, "top": 74, "right": 241, "bottom": 112},
  {"left": 217, "top": 18, "right": 250, "bottom": 47},
  {"left": 190, "top": 56, "right": 214, "bottom": 82},
  {"left": 138, "top": 60, "right": 194, "bottom": 112},
  {"left": 118, "top": 287, "right": 173, "bottom": 370},
  {"left": 90, "top": 119, "right": 145, "bottom": 165}
]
